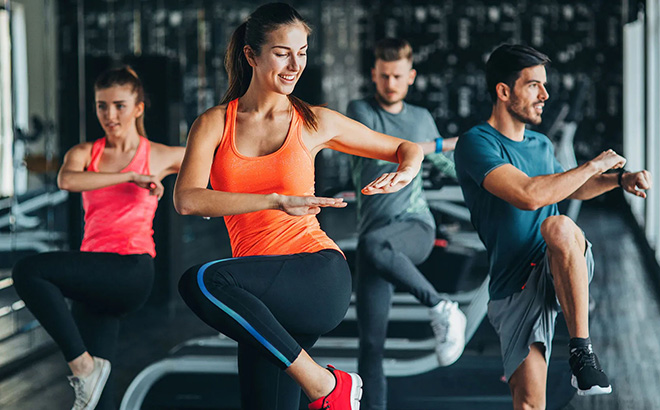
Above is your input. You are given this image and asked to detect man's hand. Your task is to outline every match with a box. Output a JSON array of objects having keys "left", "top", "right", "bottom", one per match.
[
  {"left": 361, "top": 166, "right": 416, "bottom": 195},
  {"left": 622, "top": 170, "right": 653, "bottom": 198},
  {"left": 590, "top": 149, "right": 626, "bottom": 174}
]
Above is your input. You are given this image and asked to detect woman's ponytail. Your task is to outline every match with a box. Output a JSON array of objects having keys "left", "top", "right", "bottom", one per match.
[{"left": 221, "top": 22, "right": 250, "bottom": 105}]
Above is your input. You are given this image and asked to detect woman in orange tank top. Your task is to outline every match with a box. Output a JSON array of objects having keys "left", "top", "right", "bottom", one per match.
[
  {"left": 12, "top": 67, "right": 184, "bottom": 410},
  {"left": 174, "top": 4, "right": 424, "bottom": 410}
]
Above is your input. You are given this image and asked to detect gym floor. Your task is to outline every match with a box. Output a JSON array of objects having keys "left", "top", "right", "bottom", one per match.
[{"left": 1, "top": 203, "right": 659, "bottom": 410}]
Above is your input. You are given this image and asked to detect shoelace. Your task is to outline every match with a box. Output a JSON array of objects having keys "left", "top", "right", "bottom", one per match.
[
  {"left": 571, "top": 347, "right": 602, "bottom": 372},
  {"left": 431, "top": 306, "right": 452, "bottom": 343},
  {"left": 69, "top": 378, "right": 89, "bottom": 408}
]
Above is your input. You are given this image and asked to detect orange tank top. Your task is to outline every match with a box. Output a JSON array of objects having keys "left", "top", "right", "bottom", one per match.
[
  {"left": 81, "top": 136, "right": 158, "bottom": 257},
  {"left": 210, "top": 99, "right": 341, "bottom": 258}
]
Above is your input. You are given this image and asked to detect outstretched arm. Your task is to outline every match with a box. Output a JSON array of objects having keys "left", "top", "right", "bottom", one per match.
[
  {"left": 153, "top": 145, "right": 186, "bottom": 180},
  {"left": 418, "top": 137, "right": 458, "bottom": 155},
  {"left": 569, "top": 169, "right": 652, "bottom": 200},
  {"left": 482, "top": 149, "right": 627, "bottom": 210},
  {"left": 311, "top": 107, "right": 424, "bottom": 195},
  {"left": 173, "top": 108, "right": 345, "bottom": 217}
]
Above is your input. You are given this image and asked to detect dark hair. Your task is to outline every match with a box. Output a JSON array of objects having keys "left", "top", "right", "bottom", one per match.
[
  {"left": 222, "top": 3, "right": 318, "bottom": 130},
  {"left": 486, "top": 44, "right": 551, "bottom": 103},
  {"left": 374, "top": 38, "right": 413, "bottom": 63},
  {"left": 94, "top": 66, "right": 147, "bottom": 137}
]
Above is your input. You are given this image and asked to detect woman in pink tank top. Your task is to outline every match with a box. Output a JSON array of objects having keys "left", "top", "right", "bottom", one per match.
[
  {"left": 12, "top": 67, "right": 184, "bottom": 410},
  {"left": 174, "top": 4, "right": 425, "bottom": 410}
]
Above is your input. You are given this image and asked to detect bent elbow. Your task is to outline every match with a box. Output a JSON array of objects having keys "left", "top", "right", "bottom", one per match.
[
  {"left": 515, "top": 185, "right": 544, "bottom": 211},
  {"left": 515, "top": 198, "right": 541, "bottom": 211},
  {"left": 173, "top": 197, "right": 194, "bottom": 215},
  {"left": 57, "top": 175, "right": 72, "bottom": 192}
]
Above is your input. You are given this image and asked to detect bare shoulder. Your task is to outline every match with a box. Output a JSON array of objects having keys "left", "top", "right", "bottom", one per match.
[
  {"left": 311, "top": 106, "right": 347, "bottom": 134},
  {"left": 312, "top": 105, "right": 342, "bottom": 123},
  {"left": 65, "top": 141, "right": 94, "bottom": 159},
  {"left": 61, "top": 142, "right": 94, "bottom": 169},
  {"left": 195, "top": 104, "right": 227, "bottom": 131}
]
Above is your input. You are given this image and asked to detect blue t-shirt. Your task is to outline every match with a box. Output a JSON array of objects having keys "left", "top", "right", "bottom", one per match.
[{"left": 455, "top": 122, "right": 565, "bottom": 299}]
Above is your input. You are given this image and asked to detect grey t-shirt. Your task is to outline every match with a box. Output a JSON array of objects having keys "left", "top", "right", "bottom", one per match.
[{"left": 347, "top": 97, "right": 450, "bottom": 235}]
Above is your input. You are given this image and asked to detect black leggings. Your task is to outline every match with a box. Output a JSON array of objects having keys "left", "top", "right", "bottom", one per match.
[
  {"left": 178, "top": 249, "right": 352, "bottom": 410},
  {"left": 12, "top": 251, "right": 154, "bottom": 410}
]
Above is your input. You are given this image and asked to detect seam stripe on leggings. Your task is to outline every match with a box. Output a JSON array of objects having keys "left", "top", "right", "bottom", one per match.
[{"left": 196, "top": 258, "right": 292, "bottom": 367}]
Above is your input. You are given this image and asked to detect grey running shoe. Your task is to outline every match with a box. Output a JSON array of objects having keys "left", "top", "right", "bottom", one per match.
[
  {"left": 67, "top": 356, "right": 111, "bottom": 410},
  {"left": 429, "top": 300, "right": 467, "bottom": 366}
]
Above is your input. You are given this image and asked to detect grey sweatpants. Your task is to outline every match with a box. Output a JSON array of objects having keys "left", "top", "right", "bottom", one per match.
[{"left": 356, "top": 220, "right": 442, "bottom": 410}]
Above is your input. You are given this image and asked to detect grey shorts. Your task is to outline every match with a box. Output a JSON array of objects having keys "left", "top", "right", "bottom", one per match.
[{"left": 487, "top": 240, "right": 594, "bottom": 381}]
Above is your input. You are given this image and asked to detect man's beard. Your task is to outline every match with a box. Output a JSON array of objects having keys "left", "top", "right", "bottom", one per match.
[
  {"left": 375, "top": 91, "right": 405, "bottom": 106},
  {"left": 507, "top": 93, "right": 542, "bottom": 126}
]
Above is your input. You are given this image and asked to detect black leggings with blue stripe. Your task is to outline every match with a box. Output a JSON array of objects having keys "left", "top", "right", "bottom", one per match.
[{"left": 178, "top": 249, "right": 352, "bottom": 410}]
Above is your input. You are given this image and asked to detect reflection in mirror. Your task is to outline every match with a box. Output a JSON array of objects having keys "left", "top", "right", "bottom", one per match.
[
  {"left": 0, "top": 0, "right": 64, "bottom": 373},
  {"left": 0, "top": 6, "right": 13, "bottom": 198}
]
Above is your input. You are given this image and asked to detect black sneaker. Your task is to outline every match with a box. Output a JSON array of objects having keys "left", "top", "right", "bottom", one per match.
[{"left": 569, "top": 345, "right": 612, "bottom": 396}]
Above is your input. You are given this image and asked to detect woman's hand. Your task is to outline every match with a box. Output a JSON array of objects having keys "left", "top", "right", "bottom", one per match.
[
  {"left": 274, "top": 193, "right": 346, "bottom": 216},
  {"left": 131, "top": 172, "right": 165, "bottom": 199},
  {"left": 361, "top": 166, "right": 417, "bottom": 195}
]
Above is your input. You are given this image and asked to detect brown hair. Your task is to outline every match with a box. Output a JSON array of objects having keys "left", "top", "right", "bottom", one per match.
[
  {"left": 374, "top": 38, "right": 413, "bottom": 63},
  {"left": 94, "top": 66, "right": 148, "bottom": 137},
  {"left": 221, "top": 2, "right": 318, "bottom": 131}
]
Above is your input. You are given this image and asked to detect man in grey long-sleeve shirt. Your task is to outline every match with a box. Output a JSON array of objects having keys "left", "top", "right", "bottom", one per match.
[{"left": 347, "top": 38, "right": 466, "bottom": 410}]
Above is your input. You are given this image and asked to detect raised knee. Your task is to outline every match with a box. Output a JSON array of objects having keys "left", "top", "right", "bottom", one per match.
[
  {"left": 541, "top": 215, "right": 577, "bottom": 248},
  {"left": 178, "top": 266, "right": 201, "bottom": 299}
]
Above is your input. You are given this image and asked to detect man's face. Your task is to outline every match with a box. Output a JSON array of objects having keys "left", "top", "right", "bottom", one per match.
[
  {"left": 506, "top": 65, "right": 549, "bottom": 125},
  {"left": 371, "top": 58, "right": 416, "bottom": 106}
]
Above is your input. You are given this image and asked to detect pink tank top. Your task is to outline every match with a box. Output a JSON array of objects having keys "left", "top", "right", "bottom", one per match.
[
  {"left": 210, "top": 99, "right": 341, "bottom": 257},
  {"left": 80, "top": 136, "right": 158, "bottom": 257}
]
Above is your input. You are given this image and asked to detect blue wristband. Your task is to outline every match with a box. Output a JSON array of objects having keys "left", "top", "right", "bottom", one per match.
[{"left": 435, "top": 137, "right": 444, "bottom": 153}]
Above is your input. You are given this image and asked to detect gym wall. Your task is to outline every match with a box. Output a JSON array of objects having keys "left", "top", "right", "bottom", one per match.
[{"left": 56, "top": 0, "right": 641, "bottom": 303}]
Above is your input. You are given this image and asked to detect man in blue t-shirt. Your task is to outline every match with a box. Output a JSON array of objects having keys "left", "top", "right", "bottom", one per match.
[
  {"left": 347, "top": 38, "right": 466, "bottom": 410},
  {"left": 455, "top": 44, "right": 652, "bottom": 406}
]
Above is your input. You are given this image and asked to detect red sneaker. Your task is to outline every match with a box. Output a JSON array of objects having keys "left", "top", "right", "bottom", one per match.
[{"left": 308, "top": 365, "right": 363, "bottom": 410}]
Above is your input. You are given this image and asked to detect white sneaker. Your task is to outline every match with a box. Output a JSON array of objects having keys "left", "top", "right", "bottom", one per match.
[
  {"left": 67, "top": 356, "right": 111, "bottom": 410},
  {"left": 429, "top": 300, "right": 467, "bottom": 366}
]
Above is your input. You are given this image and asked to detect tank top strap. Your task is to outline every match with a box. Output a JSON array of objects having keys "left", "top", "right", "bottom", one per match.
[
  {"left": 87, "top": 137, "right": 106, "bottom": 172},
  {"left": 290, "top": 104, "right": 314, "bottom": 163},
  {"left": 290, "top": 105, "right": 303, "bottom": 145},
  {"left": 128, "top": 136, "right": 151, "bottom": 175},
  {"left": 219, "top": 99, "right": 239, "bottom": 151}
]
